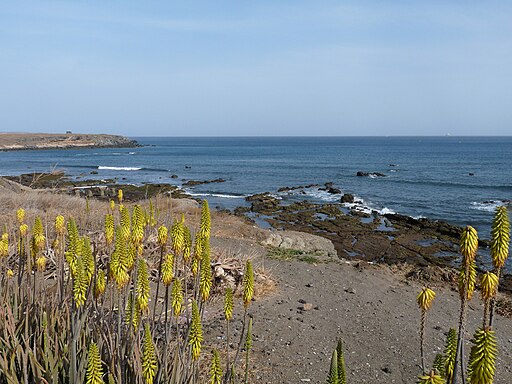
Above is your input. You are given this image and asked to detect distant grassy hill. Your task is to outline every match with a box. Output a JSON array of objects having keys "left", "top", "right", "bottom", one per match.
[{"left": 0, "top": 132, "right": 138, "bottom": 151}]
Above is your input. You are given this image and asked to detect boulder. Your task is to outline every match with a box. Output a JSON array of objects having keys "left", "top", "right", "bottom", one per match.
[
  {"left": 262, "top": 230, "right": 337, "bottom": 257},
  {"left": 341, "top": 193, "right": 355, "bottom": 203}
]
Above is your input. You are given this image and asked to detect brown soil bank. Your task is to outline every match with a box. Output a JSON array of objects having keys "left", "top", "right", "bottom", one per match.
[{"left": 0, "top": 132, "right": 138, "bottom": 151}]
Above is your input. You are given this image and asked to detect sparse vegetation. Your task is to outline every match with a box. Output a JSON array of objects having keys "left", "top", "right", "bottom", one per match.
[{"left": 266, "top": 247, "right": 323, "bottom": 264}]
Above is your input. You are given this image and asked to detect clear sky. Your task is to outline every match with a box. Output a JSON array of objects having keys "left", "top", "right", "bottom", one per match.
[{"left": 1, "top": 1, "right": 511, "bottom": 136}]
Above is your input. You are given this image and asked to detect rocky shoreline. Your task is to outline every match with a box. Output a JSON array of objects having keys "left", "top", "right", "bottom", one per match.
[
  {"left": 3, "top": 172, "right": 511, "bottom": 292},
  {"left": 0, "top": 133, "right": 138, "bottom": 151}
]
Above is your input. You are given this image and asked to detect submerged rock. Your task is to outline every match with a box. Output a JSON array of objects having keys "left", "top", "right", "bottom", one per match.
[{"left": 356, "top": 171, "right": 386, "bottom": 177}]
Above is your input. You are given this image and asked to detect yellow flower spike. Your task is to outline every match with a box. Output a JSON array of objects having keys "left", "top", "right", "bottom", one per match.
[
  {"left": 417, "top": 287, "right": 436, "bottom": 311},
  {"left": 20, "top": 223, "right": 28, "bottom": 237},
  {"left": 490, "top": 206, "right": 510, "bottom": 269},
  {"left": 199, "top": 244, "right": 212, "bottom": 302},
  {"left": 443, "top": 329, "right": 457, "bottom": 382},
  {"left": 224, "top": 287, "right": 233, "bottom": 321},
  {"left": 94, "top": 269, "right": 106, "bottom": 299},
  {"left": 55, "top": 215, "right": 66, "bottom": 236},
  {"left": 6, "top": 269, "right": 14, "bottom": 278},
  {"left": 460, "top": 226, "right": 479, "bottom": 263},
  {"left": 131, "top": 205, "right": 145, "bottom": 245},
  {"left": 199, "top": 200, "right": 211, "bottom": 240},
  {"left": 16, "top": 208, "right": 25, "bottom": 224},
  {"left": 117, "top": 189, "right": 123, "bottom": 203},
  {"left": 132, "top": 300, "right": 141, "bottom": 330},
  {"left": 142, "top": 323, "right": 158, "bottom": 384},
  {"left": 189, "top": 300, "right": 203, "bottom": 361},
  {"left": 120, "top": 206, "right": 131, "bottom": 241},
  {"left": 458, "top": 259, "right": 477, "bottom": 300},
  {"left": 109, "top": 199, "right": 115, "bottom": 212},
  {"left": 105, "top": 214, "right": 114, "bottom": 245},
  {"left": 480, "top": 272, "right": 499, "bottom": 301},
  {"left": 36, "top": 255, "right": 47, "bottom": 272},
  {"left": 209, "top": 349, "right": 222, "bottom": 384},
  {"left": 191, "top": 254, "right": 199, "bottom": 277},
  {"left": 33, "top": 216, "right": 46, "bottom": 251},
  {"left": 110, "top": 226, "right": 130, "bottom": 289},
  {"left": 157, "top": 225, "right": 168, "bottom": 248},
  {"left": 0, "top": 237, "right": 8, "bottom": 258},
  {"left": 65, "top": 218, "right": 80, "bottom": 274},
  {"left": 73, "top": 257, "right": 88, "bottom": 307},
  {"left": 171, "top": 278, "right": 183, "bottom": 317},
  {"left": 136, "top": 258, "right": 151, "bottom": 313},
  {"left": 86, "top": 342, "right": 104, "bottom": 384},
  {"left": 171, "top": 219, "right": 184, "bottom": 254},
  {"left": 467, "top": 327, "right": 497, "bottom": 384},
  {"left": 161, "top": 253, "right": 174, "bottom": 286},
  {"left": 243, "top": 260, "right": 255, "bottom": 309},
  {"left": 1, "top": 232, "right": 8, "bottom": 242}
]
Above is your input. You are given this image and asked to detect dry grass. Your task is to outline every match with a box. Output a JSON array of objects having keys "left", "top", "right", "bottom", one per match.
[{"left": 0, "top": 186, "right": 269, "bottom": 383}]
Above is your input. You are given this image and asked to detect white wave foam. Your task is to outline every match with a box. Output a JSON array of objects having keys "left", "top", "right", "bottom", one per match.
[
  {"left": 187, "top": 192, "right": 246, "bottom": 199},
  {"left": 303, "top": 189, "right": 341, "bottom": 202},
  {"left": 98, "top": 166, "right": 142, "bottom": 171},
  {"left": 379, "top": 207, "right": 396, "bottom": 215},
  {"left": 129, "top": 152, "right": 136, "bottom": 155},
  {"left": 278, "top": 186, "right": 342, "bottom": 202},
  {"left": 470, "top": 201, "right": 503, "bottom": 212}
]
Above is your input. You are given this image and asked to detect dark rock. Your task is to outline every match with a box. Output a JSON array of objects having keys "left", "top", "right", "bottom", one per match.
[
  {"left": 183, "top": 178, "right": 226, "bottom": 187},
  {"left": 245, "top": 193, "right": 280, "bottom": 215},
  {"left": 90, "top": 170, "right": 98, "bottom": 175},
  {"left": 277, "top": 184, "right": 319, "bottom": 192},
  {"left": 356, "top": 171, "right": 386, "bottom": 177},
  {"left": 318, "top": 182, "right": 341, "bottom": 194},
  {"left": 170, "top": 174, "right": 178, "bottom": 179},
  {"left": 341, "top": 193, "right": 355, "bottom": 203}
]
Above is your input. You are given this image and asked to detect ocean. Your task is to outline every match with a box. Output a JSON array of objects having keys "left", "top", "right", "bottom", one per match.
[{"left": 1, "top": 136, "right": 511, "bottom": 239}]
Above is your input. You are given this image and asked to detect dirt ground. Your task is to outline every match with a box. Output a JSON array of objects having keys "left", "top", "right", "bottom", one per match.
[{"left": 204, "top": 250, "right": 512, "bottom": 384}]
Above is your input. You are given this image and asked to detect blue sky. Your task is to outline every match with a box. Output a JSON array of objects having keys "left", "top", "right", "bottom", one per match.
[{"left": 1, "top": 1, "right": 511, "bottom": 136}]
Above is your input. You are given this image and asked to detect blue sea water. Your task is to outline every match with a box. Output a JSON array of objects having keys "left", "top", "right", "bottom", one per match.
[{"left": 1, "top": 136, "right": 511, "bottom": 240}]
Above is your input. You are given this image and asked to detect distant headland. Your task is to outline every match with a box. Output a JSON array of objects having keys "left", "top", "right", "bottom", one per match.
[{"left": 0, "top": 132, "right": 139, "bottom": 151}]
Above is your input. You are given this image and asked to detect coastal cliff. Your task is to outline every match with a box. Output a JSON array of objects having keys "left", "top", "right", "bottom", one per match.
[{"left": 0, "top": 133, "right": 138, "bottom": 151}]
